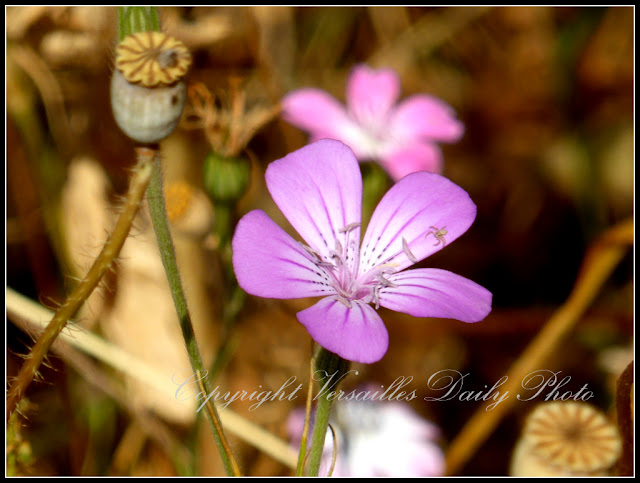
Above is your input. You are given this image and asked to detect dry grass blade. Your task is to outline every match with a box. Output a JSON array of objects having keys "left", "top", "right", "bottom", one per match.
[{"left": 6, "top": 288, "right": 299, "bottom": 470}]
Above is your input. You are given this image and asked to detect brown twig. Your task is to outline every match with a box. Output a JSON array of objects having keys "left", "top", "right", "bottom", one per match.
[
  {"left": 6, "top": 147, "right": 155, "bottom": 421},
  {"left": 615, "top": 361, "right": 634, "bottom": 476}
]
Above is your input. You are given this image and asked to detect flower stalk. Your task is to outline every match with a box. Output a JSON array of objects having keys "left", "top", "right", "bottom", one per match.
[
  {"left": 306, "top": 347, "right": 350, "bottom": 476},
  {"left": 117, "top": 6, "right": 160, "bottom": 39},
  {"left": 146, "top": 152, "right": 241, "bottom": 477},
  {"left": 295, "top": 354, "right": 316, "bottom": 476},
  {"left": 114, "top": 7, "right": 240, "bottom": 476}
]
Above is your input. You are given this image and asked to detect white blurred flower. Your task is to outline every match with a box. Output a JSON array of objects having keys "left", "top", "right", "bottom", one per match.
[{"left": 288, "top": 396, "right": 445, "bottom": 477}]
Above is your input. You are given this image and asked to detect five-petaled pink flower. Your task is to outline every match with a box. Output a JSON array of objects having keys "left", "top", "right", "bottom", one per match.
[
  {"left": 281, "top": 64, "right": 464, "bottom": 181},
  {"left": 232, "top": 139, "right": 491, "bottom": 363}
]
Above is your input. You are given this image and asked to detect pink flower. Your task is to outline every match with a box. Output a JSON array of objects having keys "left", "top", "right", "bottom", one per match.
[
  {"left": 232, "top": 139, "right": 491, "bottom": 363},
  {"left": 287, "top": 397, "right": 446, "bottom": 477},
  {"left": 281, "top": 64, "right": 464, "bottom": 181}
]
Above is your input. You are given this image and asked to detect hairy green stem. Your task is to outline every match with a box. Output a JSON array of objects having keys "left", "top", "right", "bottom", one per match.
[
  {"left": 114, "top": 7, "right": 239, "bottom": 475},
  {"left": 306, "top": 348, "right": 350, "bottom": 476},
  {"left": 6, "top": 147, "right": 155, "bottom": 421},
  {"left": 307, "top": 395, "right": 333, "bottom": 476},
  {"left": 146, "top": 157, "right": 241, "bottom": 476},
  {"left": 117, "top": 6, "right": 160, "bottom": 40},
  {"left": 296, "top": 355, "right": 316, "bottom": 476}
]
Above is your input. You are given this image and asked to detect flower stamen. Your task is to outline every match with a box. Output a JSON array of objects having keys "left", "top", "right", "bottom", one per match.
[
  {"left": 338, "top": 222, "right": 361, "bottom": 233},
  {"left": 376, "top": 273, "right": 397, "bottom": 288},
  {"left": 299, "top": 242, "right": 320, "bottom": 262},
  {"left": 402, "top": 237, "right": 418, "bottom": 263},
  {"left": 333, "top": 295, "right": 353, "bottom": 309}
]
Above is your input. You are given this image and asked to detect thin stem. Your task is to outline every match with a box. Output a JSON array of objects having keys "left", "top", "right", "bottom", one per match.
[
  {"left": 306, "top": 347, "right": 350, "bottom": 476},
  {"left": 195, "top": 372, "right": 242, "bottom": 476},
  {"left": 145, "top": 155, "right": 241, "bottom": 476},
  {"left": 444, "top": 218, "right": 633, "bottom": 475},
  {"left": 117, "top": 6, "right": 160, "bottom": 40},
  {"left": 296, "top": 353, "right": 316, "bottom": 476},
  {"left": 326, "top": 424, "right": 339, "bottom": 477},
  {"left": 307, "top": 392, "right": 334, "bottom": 476},
  {"left": 6, "top": 147, "right": 155, "bottom": 421},
  {"left": 113, "top": 8, "right": 239, "bottom": 475}
]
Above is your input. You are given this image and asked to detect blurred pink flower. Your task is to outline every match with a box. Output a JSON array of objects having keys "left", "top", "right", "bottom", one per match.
[
  {"left": 281, "top": 64, "right": 464, "bottom": 181},
  {"left": 232, "top": 139, "right": 491, "bottom": 363},
  {"left": 287, "top": 397, "right": 445, "bottom": 477}
]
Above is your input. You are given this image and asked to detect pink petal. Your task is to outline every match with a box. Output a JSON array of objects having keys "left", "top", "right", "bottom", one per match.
[
  {"left": 232, "top": 209, "right": 336, "bottom": 299},
  {"left": 286, "top": 407, "right": 306, "bottom": 445},
  {"left": 265, "top": 139, "right": 362, "bottom": 269},
  {"left": 380, "top": 268, "right": 492, "bottom": 322},
  {"left": 380, "top": 142, "right": 444, "bottom": 181},
  {"left": 296, "top": 297, "right": 389, "bottom": 363},
  {"left": 281, "top": 88, "right": 358, "bottom": 141},
  {"left": 308, "top": 131, "right": 373, "bottom": 161},
  {"left": 346, "top": 64, "right": 401, "bottom": 126},
  {"left": 359, "top": 171, "right": 476, "bottom": 274},
  {"left": 388, "top": 94, "right": 464, "bottom": 143}
]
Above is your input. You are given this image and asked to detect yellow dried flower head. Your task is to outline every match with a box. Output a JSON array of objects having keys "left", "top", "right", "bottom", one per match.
[
  {"left": 165, "top": 181, "right": 194, "bottom": 223},
  {"left": 164, "top": 181, "right": 214, "bottom": 238},
  {"left": 511, "top": 401, "right": 622, "bottom": 476},
  {"left": 115, "top": 31, "right": 191, "bottom": 87}
]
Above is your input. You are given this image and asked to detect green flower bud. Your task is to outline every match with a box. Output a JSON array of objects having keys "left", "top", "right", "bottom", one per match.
[
  {"left": 203, "top": 152, "right": 251, "bottom": 203},
  {"left": 314, "top": 346, "right": 352, "bottom": 390}
]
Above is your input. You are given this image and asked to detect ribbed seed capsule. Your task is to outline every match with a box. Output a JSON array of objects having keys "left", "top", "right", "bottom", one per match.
[
  {"left": 510, "top": 401, "right": 622, "bottom": 476},
  {"left": 115, "top": 31, "right": 191, "bottom": 87},
  {"left": 110, "top": 31, "right": 192, "bottom": 144}
]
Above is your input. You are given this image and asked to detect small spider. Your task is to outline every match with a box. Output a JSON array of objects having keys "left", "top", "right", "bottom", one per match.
[{"left": 425, "top": 226, "right": 448, "bottom": 247}]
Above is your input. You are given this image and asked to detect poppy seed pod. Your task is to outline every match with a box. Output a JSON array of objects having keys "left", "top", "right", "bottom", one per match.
[
  {"left": 510, "top": 401, "right": 622, "bottom": 476},
  {"left": 110, "top": 31, "right": 192, "bottom": 144}
]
